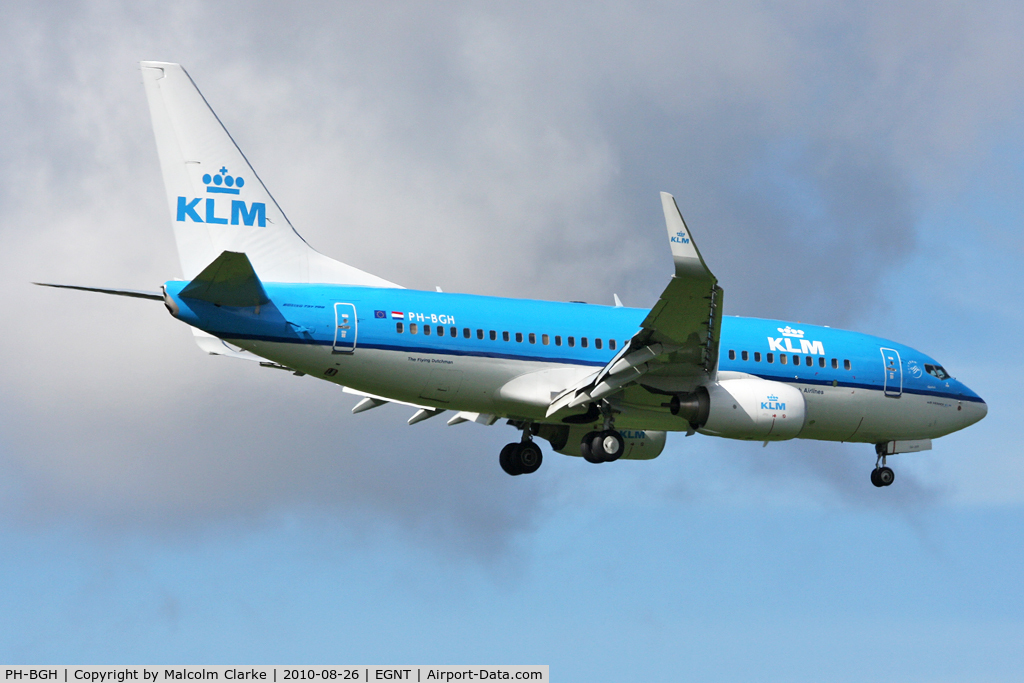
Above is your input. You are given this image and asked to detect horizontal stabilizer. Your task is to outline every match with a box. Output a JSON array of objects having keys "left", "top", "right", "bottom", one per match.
[
  {"left": 179, "top": 251, "right": 269, "bottom": 307},
  {"left": 33, "top": 283, "right": 163, "bottom": 301},
  {"left": 190, "top": 327, "right": 265, "bottom": 361}
]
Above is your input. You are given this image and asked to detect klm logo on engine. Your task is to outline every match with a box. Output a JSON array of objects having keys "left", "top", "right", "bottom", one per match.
[
  {"left": 767, "top": 325, "right": 824, "bottom": 355},
  {"left": 761, "top": 394, "right": 786, "bottom": 411},
  {"left": 175, "top": 167, "right": 266, "bottom": 227}
]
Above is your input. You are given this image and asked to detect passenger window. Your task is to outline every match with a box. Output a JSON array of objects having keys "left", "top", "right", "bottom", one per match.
[
  {"left": 582, "top": 337, "right": 588, "bottom": 348},
  {"left": 503, "top": 331, "right": 510, "bottom": 342},
  {"left": 437, "top": 326, "right": 444, "bottom": 337},
  {"left": 806, "top": 356, "right": 813, "bottom": 366},
  {"left": 792, "top": 354, "right": 800, "bottom": 365},
  {"left": 410, "top": 323, "right": 418, "bottom": 334},
  {"left": 818, "top": 357, "right": 825, "bottom": 367},
  {"left": 568, "top": 336, "right": 576, "bottom": 347},
  {"left": 424, "top": 325, "right": 431, "bottom": 336},
  {"left": 844, "top": 359, "right": 851, "bottom": 370},
  {"left": 396, "top": 322, "right": 404, "bottom": 334},
  {"left": 515, "top": 332, "right": 523, "bottom": 343},
  {"left": 451, "top": 327, "right": 458, "bottom": 337},
  {"left": 477, "top": 329, "right": 484, "bottom": 339},
  {"left": 767, "top": 353, "right": 774, "bottom": 363},
  {"left": 781, "top": 354, "right": 787, "bottom": 365},
  {"left": 609, "top": 339, "right": 616, "bottom": 350},
  {"left": 728, "top": 350, "right": 736, "bottom": 360},
  {"left": 741, "top": 350, "right": 748, "bottom": 361},
  {"left": 463, "top": 328, "right": 470, "bottom": 338},
  {"left": 831, "top": 358, "right": 838, "bottom": 369},
  {"left": 754, "top": 352, "right": 761, "bottom": 362},
  {"left": 595, "top": 338, "right": 602, "bottom": 349},
  {"left": 555, "top": 336, "right": 562, "bottom": 346},
  {"left": 489, "top": 330, "right": 496, "bottom": 341},
  {"left": 529, "top": 333, "right": 536, "bottom": 344},
  {"left": 542, "top": 334, "right": 550, "bottom": 345}
]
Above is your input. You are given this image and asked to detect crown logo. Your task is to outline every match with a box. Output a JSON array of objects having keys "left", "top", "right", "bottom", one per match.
[
  {"left": 203, "top": 166, "right": 245, "bottom": 195},
  {"left": 767, "top": 395, "right": 778, "bottom": 401},
  {"left": 778, "top": 326, "right": 804, "bottom": 338}
]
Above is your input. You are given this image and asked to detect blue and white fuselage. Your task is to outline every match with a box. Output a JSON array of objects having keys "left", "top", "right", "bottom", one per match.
[{"left": 164, "top": 281, "right": 986, "bottom": 446}]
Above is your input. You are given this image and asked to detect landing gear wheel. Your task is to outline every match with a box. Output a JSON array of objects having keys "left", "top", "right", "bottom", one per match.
[
  {"left": 581, "top": 429, "right": 625, "bottom": 463},
  {"left": 500, "top": 442, "right": 522, "bottom": 476},
  {"left": 597, "top": 430, "right": 625, "bottom": 462},
  {"left": 515, "top": 442, "right": 543, "bottom": 474},
  {"left": 581, "top": 431, "right": 604, "bottom": 463},
  {"left": 871, "top": 466, "right": 895, "bottom": 487}
]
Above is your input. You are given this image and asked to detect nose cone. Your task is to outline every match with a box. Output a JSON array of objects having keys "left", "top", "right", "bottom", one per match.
[
  {"left": 956, "top": 379, "right": 987, "bottom": 428},
  {"left": 961, "top": 396, "right": 987, "bottom": 428}
]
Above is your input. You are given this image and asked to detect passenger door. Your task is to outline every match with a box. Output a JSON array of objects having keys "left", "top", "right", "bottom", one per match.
[
  {"left": 880, "top": 347, "right": 902, "bottom": 397},
  {"left": 332, "top": 303, "right": 357, "bottom": 354}
]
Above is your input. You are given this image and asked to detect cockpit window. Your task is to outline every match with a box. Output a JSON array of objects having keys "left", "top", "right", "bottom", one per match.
[{"left": 925, "top": 363, "right": 950, "bottom": 380}]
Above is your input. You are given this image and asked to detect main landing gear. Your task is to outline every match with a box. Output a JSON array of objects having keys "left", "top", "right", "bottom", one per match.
[
  {"left": 580, "top": 403, "right": 625, "bottom": 463},
  {"left": 871, "top": 452, "right": 895, "bottom": 488},
  {"left": 581, "top": 429, "right": 625, "bottom": 463},
  {"left": 499, "top": 435, "right": 543, "bottom": 476}
]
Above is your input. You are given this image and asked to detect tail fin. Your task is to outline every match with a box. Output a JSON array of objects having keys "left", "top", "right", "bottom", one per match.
[{"left": 140, "top": 61, "right": 399, "bottom": 288}]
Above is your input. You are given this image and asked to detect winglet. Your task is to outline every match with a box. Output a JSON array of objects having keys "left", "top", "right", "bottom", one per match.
[{"left": 661, "top": 192, "right": 713, "bottom": 280}]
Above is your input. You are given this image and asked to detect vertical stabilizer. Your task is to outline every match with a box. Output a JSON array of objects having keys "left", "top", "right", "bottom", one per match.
[{"left": 140, "top": 61, "right": 399, "bottom": 287}]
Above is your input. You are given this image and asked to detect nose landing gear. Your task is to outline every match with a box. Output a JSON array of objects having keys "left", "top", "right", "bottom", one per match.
[{"left": 871, "top": 452, "right": 895, "bottom": 487}]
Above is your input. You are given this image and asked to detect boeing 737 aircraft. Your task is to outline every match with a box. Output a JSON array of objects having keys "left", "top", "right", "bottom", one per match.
[{"left": 39, "top": 62, "right": 987, "bottom": 487}]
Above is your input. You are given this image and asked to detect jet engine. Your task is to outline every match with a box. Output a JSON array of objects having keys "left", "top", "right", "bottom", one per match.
[{"left": 672, "top": 378, "right": 806, "bottom": 441}]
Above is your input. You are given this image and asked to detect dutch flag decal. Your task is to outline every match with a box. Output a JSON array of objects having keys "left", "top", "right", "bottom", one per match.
[{"left": 391, "top": 311, "right": 404, "bottom": 320}]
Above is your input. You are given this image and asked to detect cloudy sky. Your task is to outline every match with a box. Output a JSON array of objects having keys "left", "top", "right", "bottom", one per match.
[{"left": 2, "top": 1, "right": 1023, "bottom": 679}]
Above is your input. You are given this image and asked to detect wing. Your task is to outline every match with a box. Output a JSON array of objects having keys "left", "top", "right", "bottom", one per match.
[{"left": 547, "top": 192, "right": 722, "bottom": 416}]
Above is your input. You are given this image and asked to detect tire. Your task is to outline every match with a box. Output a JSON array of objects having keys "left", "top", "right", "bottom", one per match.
[
  {"left": 599, "top": 430, "right": 625, "bottom": 462},
  {"left": 516, "top": 442, "right": 543, "bottom": 474},
  {"left": 499, "top": 442, "right": 522, "bottom": 476},
  {"left": 878, "top": 466, "right": 895, "bottom": 486},
  {"left": 870, "top": 468, "right": 883, "bottom": 487},
  {"left": 581, "top": 430, "right": 604, "bottom": 463}
]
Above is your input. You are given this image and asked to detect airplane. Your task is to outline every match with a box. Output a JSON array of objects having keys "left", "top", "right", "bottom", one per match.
[{"left": 37, "top": 62, "right": 987, "bottom": 488}]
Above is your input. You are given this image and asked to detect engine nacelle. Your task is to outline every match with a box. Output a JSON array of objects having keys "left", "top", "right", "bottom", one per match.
[
  {"left": 691, "top": 378, "right": 806, "bottom": 441},
  {"left": 536, "top": 424, "right": 667, "bottom": 460}
]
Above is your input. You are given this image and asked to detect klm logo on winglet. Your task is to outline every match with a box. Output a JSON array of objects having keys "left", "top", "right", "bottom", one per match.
[
  {"left": 176, "top": 167, "right": 266, "bottom": 227},
  {"left": 670, "top": 230, "right": 690, "bottom": 244},
  {"left": 761, "top": 395, "right": 786, "bottom": 411}
]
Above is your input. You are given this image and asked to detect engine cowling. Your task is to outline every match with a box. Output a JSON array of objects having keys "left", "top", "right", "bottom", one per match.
[{"left": 681, "top": 378, "right": 806, "bottom": 441}]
